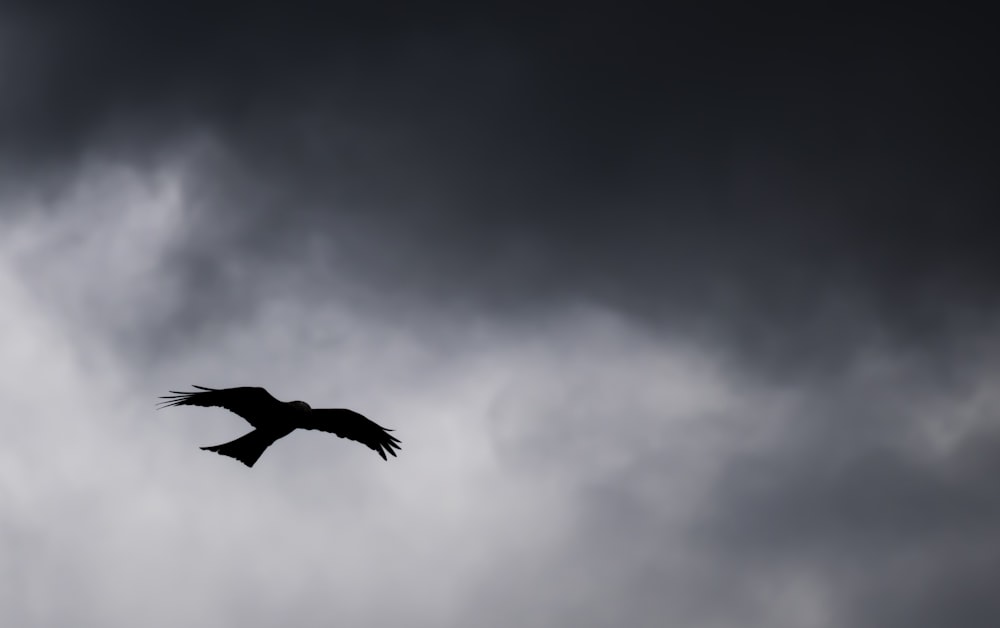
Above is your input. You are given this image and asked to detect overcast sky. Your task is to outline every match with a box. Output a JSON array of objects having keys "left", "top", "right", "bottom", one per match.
[{"left": 1, "top": 4, "right": 998, "bottom": 627}]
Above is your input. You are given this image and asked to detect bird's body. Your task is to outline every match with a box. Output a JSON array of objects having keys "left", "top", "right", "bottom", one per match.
[{"left": 157, "top": 385, "right": 401, "bottom": 467}]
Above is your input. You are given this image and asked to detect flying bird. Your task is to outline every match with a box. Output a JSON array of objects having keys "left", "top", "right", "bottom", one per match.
[{"left": 157, "top": 385, "right": 401, "bottom": 467}]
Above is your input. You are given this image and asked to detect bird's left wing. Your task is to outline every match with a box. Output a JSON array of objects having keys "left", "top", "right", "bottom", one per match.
[
  {"left": 157, "top": 385, "right": 283, "bottom": 428},
  {"left": 298, "top": 408, "right": 402, "bottom": 460}
]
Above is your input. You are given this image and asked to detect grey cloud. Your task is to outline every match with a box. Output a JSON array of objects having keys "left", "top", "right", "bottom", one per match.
[
  {"left": 694, "top": 358, "right": 1000, "bottom": 628},
  {"left": 2, "top": 6, "right": 999, "bottom": 628},
  {"left": 0, "top": 189, "right": 785, "bottom": 627},
  {"left": 4, "top": 157, "right": 1000, "bottom": 628}
]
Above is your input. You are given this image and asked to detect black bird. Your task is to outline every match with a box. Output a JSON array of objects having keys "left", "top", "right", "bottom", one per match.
[{"left": 157, "top": 385, "right": 401, "bottom": 467}]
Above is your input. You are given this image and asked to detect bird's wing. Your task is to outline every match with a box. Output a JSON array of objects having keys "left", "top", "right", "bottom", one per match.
[
  {"left": 157, "top": 385, "right": 283, "bottom": 428},
  {"left": 298, "top": 408, "right": 402, "bottom": 460}
]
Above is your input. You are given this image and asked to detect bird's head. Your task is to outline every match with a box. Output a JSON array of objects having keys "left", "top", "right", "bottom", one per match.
[{"left": 288, "top": 400, "right": 312, "bottom": 412}]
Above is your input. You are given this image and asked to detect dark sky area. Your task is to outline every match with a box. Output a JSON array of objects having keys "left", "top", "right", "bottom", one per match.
[{"left": 1, "top": 4, "right": 998, "bottom": 627}]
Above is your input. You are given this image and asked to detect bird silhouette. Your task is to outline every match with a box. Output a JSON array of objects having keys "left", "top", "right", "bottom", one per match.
[{"left": 157, "top": 385, "right": 401, "bottom": 467}]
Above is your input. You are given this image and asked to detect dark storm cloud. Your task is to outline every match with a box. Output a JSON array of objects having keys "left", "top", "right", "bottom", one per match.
[{"left": 4, "top": 3, "right": 996, "bottom": 368}]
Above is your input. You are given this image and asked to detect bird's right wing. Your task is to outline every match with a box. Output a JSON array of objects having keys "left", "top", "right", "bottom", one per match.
[{"left": 157, "top": 386, "right": 283, "bottom": 428}]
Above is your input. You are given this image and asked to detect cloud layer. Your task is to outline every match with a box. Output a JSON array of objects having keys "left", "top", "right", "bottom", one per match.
[{"left": 2, "top": 5, "right": 998, "bottom": 627}]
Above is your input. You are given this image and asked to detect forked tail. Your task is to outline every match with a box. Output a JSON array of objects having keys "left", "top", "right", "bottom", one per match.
[{"left": 201, "top": 429, "right": 281, "bottom": 468}]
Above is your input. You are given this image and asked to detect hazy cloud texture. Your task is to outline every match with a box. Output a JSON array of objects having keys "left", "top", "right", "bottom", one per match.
[{"left": 1, "top": 4, "right": 998, "bottom": 627}]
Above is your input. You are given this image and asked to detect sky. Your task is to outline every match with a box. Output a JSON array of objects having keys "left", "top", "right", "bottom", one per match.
[{"left": 1, "top": 3, "right": 998, "bottom": 627}]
